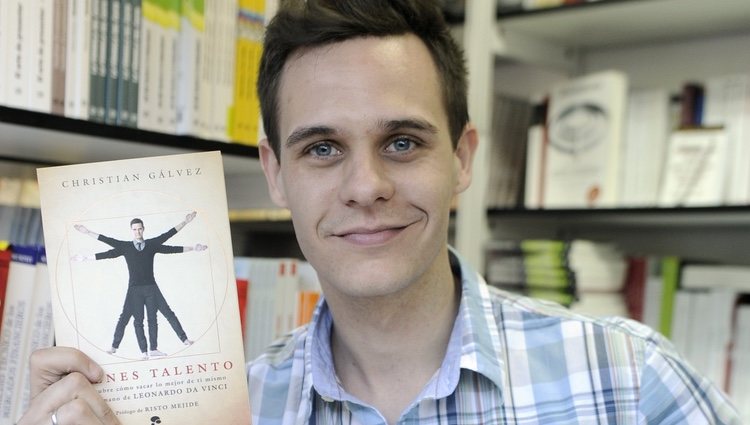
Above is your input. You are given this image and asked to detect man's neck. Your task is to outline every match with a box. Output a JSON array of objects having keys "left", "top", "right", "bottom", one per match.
[{"left": 326, "top": 251, "right": 460, "bottom": 424}]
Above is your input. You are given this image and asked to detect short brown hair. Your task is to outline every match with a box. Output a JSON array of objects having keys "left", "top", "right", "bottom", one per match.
[{"left": 257, "top": 0, "right": 469, "bottom": 158}]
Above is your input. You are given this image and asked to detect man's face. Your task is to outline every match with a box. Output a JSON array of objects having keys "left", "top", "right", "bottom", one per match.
[
  {"left": 260, "top": 34, "right": 476, "bottom": 300},
  {"left": 131, "top": 223, "right": 144, "bottom": 241}
]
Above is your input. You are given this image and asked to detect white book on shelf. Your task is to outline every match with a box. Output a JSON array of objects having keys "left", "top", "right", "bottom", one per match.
[
  {"left": 29, "top": 0, "right": 54, "bottom": 112},
  {"left": 13, "top": 250, "right": 54, "bottom": 423},
  {"left": 703, "top": 74, "right": 750, "bottom": 205},
  {"left": 175, "top": 0, "right": 204, "bottom": 136},
  {"left": 64, "top": 0, "right": 91, "bottom": 119},
  {"left": 212, "top": 0, "right": 237, "bottom": 142},
  {"left": 4, "top": 0, "right": 29, "bottom": 109},
  {"left": 658, "top": 128, "right": 730, "bottom": 207},
  {"left": 543, "top": 70, "right": 628, "bottom": 208},
  {"left": 729, "top": 304, "right": 750, "bottom": 422},
  {"left": 620, "top": 89, "right": 670, "bottom": 207},
  {"left": 681, "top": 263, "right": 750, "bottom": 291},
  {"left": 0, "top": 246, "right": 40, "bottom": 425},
  {"left": 524, "top": 122, "right": 544, "bottom": 209},
  {"left": 136, "top": 0, "right": 160, "bottom": 131}
]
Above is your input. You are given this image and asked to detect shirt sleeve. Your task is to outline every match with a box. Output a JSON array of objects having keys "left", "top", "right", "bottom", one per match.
[
  {"left": 152, "top": 227, "right": 179, "bottom": 245},
  {"left": 638, "top": 335, "right": 741, "bottom": 424},
  {"left": 95, "top": 248, "right": 122, "bottom": 260},
  {"left": 156, "top": 245, "right": 185, "bottom": 254}
]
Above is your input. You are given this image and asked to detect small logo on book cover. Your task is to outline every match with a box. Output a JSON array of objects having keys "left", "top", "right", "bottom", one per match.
[{"left": 150, "top": 416, "right": 162, "bottom": 425}]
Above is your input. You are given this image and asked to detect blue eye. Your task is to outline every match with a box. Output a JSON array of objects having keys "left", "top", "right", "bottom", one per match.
[
  {"left": 308, "top": 142, "right": 341, "bottom": 158},
  {"left": 387, "top": 137, "right": 415, "bottom": 153}
]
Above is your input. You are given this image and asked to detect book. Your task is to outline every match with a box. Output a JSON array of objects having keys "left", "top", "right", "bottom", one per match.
[
  {"left": 37, "top": 151, "right": 251, "bottom": 424},
  {"left": 14, "top": 248, "right": 55, "bottom": 422},
  {"left": 523, "top": 102, "right": 548, "bottom": 209},
  {"left": 703, "top": 74, "right": 750, "bottom": 205},
  {"left": 175, "top": 0, "right": 205, "bottom": 136},
  {"left": 619, "top": 89, "right": 670, "bottom": 207},
  {"left": 658, "top": 128, "right": 730, "bottom": 207},
  {"left": 0, "top": 246, "right": 40, "bottom": 425},
  {"left": 681, "top": 263, "right": 750, "bottom": 292},
  {"left": 51, "top": 0, "right": 69, "bottom": 115},
  {"left": 543, "top": 70, "right": 628, "bottom": 208}
]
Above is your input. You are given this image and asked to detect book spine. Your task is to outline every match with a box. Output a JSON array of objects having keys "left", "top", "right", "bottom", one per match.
[
  {"left": 50, "top": 0, "right": 68, "bottom": 115},
  {"left": 29, "top": 0, "right": 53, "bottom": 112},
  {"left": 107, "top": 0, "right": 121, "bottom": 124},
  {"left": 129, "top": 0, "right": 141, "bottom": 127},
  {"left": 162, "top": 0, "right": 179, "bottom": 134},
  {"left": 0, "top": 1, "right": 6, "bottom": 105},
  {"left": 116, "top": 0, "right": 131, "bottom": 126},
  {"left": 6, "top": 1, "right": 28, "bottom": 109},
  {"left": 0, "top": 246, "right": 39, "bottom": 425},
  {"left": 13, "top": 249, "right": 53, "bottom": 422},
  {"left": 77, "top": 0, "right": 91, "bottom": 119},
  {"left": 63, "top": 0, "right": 77, "bottom": 116},
  {"left": 87, "top": 0, "right": 100, "bottom": 121},
  {"left": 137, "top": 0, "right": 155, "bottom": 131}
]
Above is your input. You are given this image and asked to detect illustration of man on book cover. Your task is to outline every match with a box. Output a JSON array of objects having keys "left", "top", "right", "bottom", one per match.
[{"left": 70, "top": 211, "right": 207, "bottom": 360}]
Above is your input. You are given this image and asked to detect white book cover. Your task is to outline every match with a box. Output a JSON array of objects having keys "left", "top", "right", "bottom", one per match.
[
  {"left": 0, "top": 246, "right": 40, "bottom": 425},
  {"left": 212, "top": 0, "right": 237, "bottom": 142},
  {"left": 63, "top": 0, "right": 79, "bottom": 116},
  {"left": 37, "top": 151, "right": 250, "bottom": 424},
  {"left": 158, "top": 0, "right": 179, "bottom": 134},
  {"left": 543, "top": 70, "right": 628, "bottom": 208},
  {"left": 704, "top": 74, "right": 750, "bottom": 205},
  {"left": 658, "top": 128, "right": 730, "bottom": 207},
  {"left": 620, "top": 89, "right": 670, "bottom": 207}
]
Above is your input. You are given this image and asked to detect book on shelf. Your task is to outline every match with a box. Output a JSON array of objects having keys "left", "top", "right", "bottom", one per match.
[
  {"left": 658, "top": 128, "right": 729, "bottom": 207},
  {"left": 234, "top": 256, "right": 321, "bottom": 361},
  {"left": 543, "top": 70, "right": 628, "bottom": 208},
  {"left": 229, "top": 0, "right": 266, "bottom": 146},
  {"left": 703, "top": 74, "right": 750, "bottom": 205},
  {"left": 619, "top": 89, "right": 670, "bottom": 207},
  {"left": 0, "top": 246, "right": 41, "bottom": 425},
  {"left": 679, "top": 82, "right": 705, "bottom": 128},
  {"left": 175, "top": 0, "right": 205, "bottom": 136},
  {"left": 681, "top": 263, "right": 750, "bottom": 292},
  {"left": 15, "top": 248, "right": 55, "bottom": 420},
  {"left": 37, "top": 151, "right": 251, "bottom": 424},
  {"left": 523, "top": 101, "right": 548, "bottom": 209},
  {"left": 728, "top": 297, "right": 750, "bottom": 423},
  {"left": 486, "top": 95, "right": 534, "bottom": 209},
  {"left": 51, "top": 0, "right": 69, "bottom": 115},
  {"left": 64, "top": 0, "right": 92, "bottom": 120}
]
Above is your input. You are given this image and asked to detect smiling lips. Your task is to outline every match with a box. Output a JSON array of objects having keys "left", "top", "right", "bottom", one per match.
[{"left": 334, "top": 223, "right": 412, "bottom": 246}]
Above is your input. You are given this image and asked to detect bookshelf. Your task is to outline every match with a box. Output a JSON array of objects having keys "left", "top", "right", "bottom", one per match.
[{"left": 456, "top": 0, "right": 750, "bottom": 270}]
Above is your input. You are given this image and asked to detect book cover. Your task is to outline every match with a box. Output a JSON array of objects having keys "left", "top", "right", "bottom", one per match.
[
  {"left": 543, "top": 70, "right": 627, "bottom": 208},
  {"left": 37, "top": 151, "right": 251, "bottom": 424},
  {"left": 51, "top": 0, "right": 69, "bottom": 115}
]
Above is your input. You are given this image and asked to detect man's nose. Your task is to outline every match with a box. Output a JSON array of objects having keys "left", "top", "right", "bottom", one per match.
[{"left": 339, "top": 151, "right": 395, "bottom": 207}]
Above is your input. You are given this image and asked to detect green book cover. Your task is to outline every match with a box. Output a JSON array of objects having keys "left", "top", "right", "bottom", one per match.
[{"left": 659, "top": 256, "right": 681, "bottom": 338}]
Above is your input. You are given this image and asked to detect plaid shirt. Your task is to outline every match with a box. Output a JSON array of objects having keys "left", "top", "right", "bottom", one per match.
[{"left": 247, "top": 249, "right": 740, "bottom": 424}]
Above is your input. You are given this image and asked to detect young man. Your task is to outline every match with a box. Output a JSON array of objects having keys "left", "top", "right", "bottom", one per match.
[
  {"left": 19, "top": 1, "right": 740, "bottom": 424},
  {"left": 72, "top": 213, "right": 203, "bottom": 358}
]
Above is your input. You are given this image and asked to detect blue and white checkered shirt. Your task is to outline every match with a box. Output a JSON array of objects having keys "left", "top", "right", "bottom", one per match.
[{"left": 247, "top": 249, "right": 740, "bottom": 424}]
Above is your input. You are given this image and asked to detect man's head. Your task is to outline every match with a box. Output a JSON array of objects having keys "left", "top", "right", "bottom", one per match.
[
  {"left": 258, "top": 0, "right": 469, "bottom": 159},
  {"left": 130, "top": 218, "right": 144, "bottom": 241},
  {"left": 256, "top": 1, "right": 478, "bottom": 300}
]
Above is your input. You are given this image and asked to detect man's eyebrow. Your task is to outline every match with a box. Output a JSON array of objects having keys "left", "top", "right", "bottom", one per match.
[
  {"left": 285, "top": 125, "right": 337, "bottom": 149},
  {"left": 378, "top": 118, "right": 439, "bottom": 134}
]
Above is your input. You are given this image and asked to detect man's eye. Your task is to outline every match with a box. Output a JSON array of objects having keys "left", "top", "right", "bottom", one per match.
[
  {"left": 386, "top": 137, "right": 416, "bottom": 153},
  {"left": 308, "top": 143, "right": 341, "bottom": 157}
]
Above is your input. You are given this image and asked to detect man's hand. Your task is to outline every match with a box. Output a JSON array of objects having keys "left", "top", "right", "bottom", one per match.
[
  {"left": 74, "top": 224, "right": 90, "bottom": 234},
  {"left": 185, "top": 211, "right": 197, "bottom": 223},
  {"left": 17, "top": 347, "right": 120, "bottom": 425},
  {"left": 194, "top": 243, "right": 207, "bottom": 251}
]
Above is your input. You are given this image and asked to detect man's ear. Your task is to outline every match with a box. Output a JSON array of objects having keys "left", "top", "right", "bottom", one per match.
[
  {"left": 258, "top": 138, "right": 289, "bottom": 208},
  {"left": 453, "top": 123, "right": 479, "bottom": 194}
]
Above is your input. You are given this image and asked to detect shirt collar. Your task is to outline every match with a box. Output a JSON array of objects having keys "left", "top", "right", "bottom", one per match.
[{"left": 305, "top": 246, "right": 506, "bottom": 404}]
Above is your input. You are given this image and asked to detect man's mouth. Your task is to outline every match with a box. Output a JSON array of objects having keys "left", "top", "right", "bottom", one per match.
[{"left": 334, "top": 223, "right": 411, "bottom": 246}]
